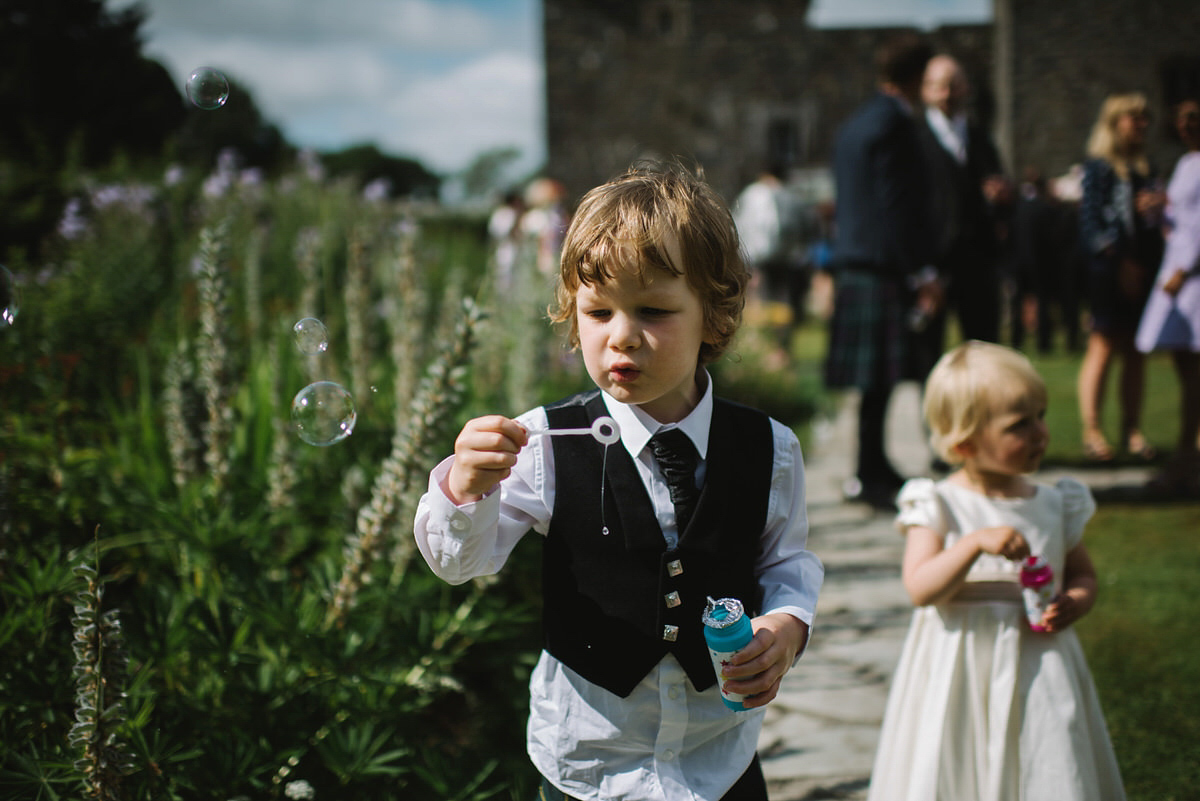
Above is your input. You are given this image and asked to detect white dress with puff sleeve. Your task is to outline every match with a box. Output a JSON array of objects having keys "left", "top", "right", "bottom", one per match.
[{"left": 866, "top": 477, "right": 1125, "bottom": 801}]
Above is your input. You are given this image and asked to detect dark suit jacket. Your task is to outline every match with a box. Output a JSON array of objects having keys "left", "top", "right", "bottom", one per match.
[
  {"left": 916, "top": 112, "right": 1004, "bottom": 280},
  {"left": 831, "top": 91, "right": 932, "bottom": 277}
]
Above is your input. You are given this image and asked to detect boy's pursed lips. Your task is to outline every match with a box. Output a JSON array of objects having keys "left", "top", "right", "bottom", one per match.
[{"left": 609, "top": 363, "right": 641, "bottom": 382}]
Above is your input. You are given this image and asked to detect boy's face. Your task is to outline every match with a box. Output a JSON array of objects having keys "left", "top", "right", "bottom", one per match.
[{"left": 575, "top": 252, "right": 711, "bottom": 424}]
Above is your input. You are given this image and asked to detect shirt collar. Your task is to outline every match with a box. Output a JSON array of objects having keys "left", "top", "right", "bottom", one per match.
[
  {"left": 600, "top": 369, "right": 713, "bottom": 461},
  {"left": 925, "top": 107, "right": 968, "bottom": 161}
]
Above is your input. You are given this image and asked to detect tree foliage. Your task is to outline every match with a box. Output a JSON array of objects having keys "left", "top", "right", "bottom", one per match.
[
  {"left": 320, "top": 143, "right": 442, "bottom": 199},
  {"left": 0, "top": 0, "right": 184, "bottom": 256}
]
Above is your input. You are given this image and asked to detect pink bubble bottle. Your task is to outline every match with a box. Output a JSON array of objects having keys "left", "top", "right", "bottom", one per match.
[{"left": 1020, "top": 555, "right": 1055, "bottom": 632}]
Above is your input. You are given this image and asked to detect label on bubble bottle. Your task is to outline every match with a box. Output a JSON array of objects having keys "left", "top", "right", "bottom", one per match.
[
  {"left": 1020, "top": 555, "right": 1055, "bottom": 632},
  {"left": 702, "top": 597, "right": 754, "bottom": 710}
]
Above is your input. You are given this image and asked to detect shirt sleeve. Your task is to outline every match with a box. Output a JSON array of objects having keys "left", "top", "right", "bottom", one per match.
[
  {"left": 413, "top": 408, "right": 554, "bottom": 585},
  {"left": 1056, "top": 477, "right": 1097, "bottom": 551},
  {"left": 755, "top": 420, "right": 823, "bottom": 630}
]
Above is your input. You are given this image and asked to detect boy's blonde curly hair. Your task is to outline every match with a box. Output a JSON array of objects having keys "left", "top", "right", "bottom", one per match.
[{"left": 549, "top": 160, "right": 748, "bottom": 365}]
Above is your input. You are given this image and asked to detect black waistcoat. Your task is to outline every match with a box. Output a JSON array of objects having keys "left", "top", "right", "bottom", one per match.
[{"left": 542, "top": 390, "right": 773, "bottom": 697}]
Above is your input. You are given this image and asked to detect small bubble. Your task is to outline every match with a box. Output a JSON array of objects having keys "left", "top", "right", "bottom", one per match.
[
  {"left": 186, "top": 67, "right": 230, "bottom": 110},
  {"left": 292, "top": 381, "right": 356, "bottom": 446},
  {"left": 1, "top": 265, "right": 18, "bottom": 327},
  {"left": 293, "top": 317, "right": 329, "bottom": 354}
]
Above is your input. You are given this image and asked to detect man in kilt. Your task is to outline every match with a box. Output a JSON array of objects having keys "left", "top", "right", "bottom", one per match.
[{"left": 825, "top": 33, "right": 941, "bottom": 509}]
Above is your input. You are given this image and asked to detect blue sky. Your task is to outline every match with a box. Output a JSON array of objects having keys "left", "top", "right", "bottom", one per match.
[{"left": 111, "top": 0, "right": 990, "bottom": 176}]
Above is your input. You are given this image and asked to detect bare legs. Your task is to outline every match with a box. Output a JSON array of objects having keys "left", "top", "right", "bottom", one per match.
[{"left": 1077, "top": 329, "right": 1150, "bottom": 459}]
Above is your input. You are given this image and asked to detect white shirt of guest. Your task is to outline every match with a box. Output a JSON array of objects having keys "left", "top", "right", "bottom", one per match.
[
  {"left": 926, "top": 106, "right": 968, "bottom": 165},
  {"left": 414, "top": 375, "right": 823, "bottom": 801}
]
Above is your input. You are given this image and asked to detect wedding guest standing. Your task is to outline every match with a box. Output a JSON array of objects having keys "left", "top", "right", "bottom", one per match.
[
  {"left": 825, "top": 34, "right": 937, "bottom": 509},
  {"left": 1076, "top": 93, "right": 1166, "bottom": 461},
  {"left": 1136, "top": 97, "right": 1200, "bottom": 494}
]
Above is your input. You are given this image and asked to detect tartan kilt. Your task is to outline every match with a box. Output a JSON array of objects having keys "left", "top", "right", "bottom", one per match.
[{"left": 823, "top": 269, "right": 916, "bottom": 391}]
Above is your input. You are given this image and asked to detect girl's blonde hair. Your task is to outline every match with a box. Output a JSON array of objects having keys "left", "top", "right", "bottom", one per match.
[
  {"left": 1085, "top": 92, "right": 1151, "bottom": 180},
  {"left": 550, "top": 160, "right": 748, "bottom": 364},
  {"left": 922, "top": 341, "right": 1048, "bottom": 464}
]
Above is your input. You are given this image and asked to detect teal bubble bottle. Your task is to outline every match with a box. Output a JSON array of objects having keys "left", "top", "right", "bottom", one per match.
[{"left": 702, "top": 596, "right": 754, "bottom": 710}]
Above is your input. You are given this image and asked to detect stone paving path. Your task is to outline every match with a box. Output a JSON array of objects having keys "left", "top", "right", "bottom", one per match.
[{"left": 757, "top": 383, "right": 1154, "bottom": 801}]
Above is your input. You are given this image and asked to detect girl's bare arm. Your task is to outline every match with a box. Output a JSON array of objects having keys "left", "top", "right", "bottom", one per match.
[{"left": 902, "top": 524, "right": 1030, "bottom": 606}]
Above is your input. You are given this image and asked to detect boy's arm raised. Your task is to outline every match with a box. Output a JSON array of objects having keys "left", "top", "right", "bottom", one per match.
[{"left": 415, "top": 414, "right": 546, "bottom": 585}]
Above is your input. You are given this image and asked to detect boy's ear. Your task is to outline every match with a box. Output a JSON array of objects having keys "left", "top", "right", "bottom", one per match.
[{"left": 952, "top": 438, "right": 975, "bottom": 458}]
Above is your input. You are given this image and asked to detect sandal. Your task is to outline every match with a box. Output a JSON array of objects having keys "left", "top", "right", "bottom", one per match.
[
  {"left": 1082, "top": 429, "right": 1114, "bottom": 462},
  {"left": 1124, "top": 430, "right": 1157, "bottom": 462}
]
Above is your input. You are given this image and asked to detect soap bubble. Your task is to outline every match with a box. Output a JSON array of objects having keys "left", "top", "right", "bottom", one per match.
[
  {"left": 1, "top": 265, "right": 18, "bottom": 327},
  {"left": 293, "top": 317, "right": 329, "bottom": 354},
  {"left": 186, "top": 67, "right": 230, "bottom": 110},
  {"left": 292, "top": 381, "right": 356, "bottom": 446}
]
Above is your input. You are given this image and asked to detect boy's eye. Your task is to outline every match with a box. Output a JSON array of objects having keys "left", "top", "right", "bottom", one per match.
[
  {"left": 640, "top": 307, "right": 670, "bottom": 317},
  {"left": 584, "top": 308, "right": 611, "bottom": 320}
]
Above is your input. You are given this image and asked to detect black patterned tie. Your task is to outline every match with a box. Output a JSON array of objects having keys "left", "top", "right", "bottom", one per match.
[{"left": 649, "top": 428, "right": 701, "bottom": 533}]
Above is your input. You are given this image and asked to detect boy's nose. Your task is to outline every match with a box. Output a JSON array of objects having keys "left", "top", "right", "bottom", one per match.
[{"left": 609, "top": 314, "right": 641, "bottom": 349}]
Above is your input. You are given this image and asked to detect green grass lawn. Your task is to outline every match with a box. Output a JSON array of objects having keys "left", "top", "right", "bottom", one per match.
[
  {"left": 1034, "top": 348, "right": 1190, "bottom": 467},
  {"left": 1078, "top": 504, "right": 1200, "bottom": 799},
  {"left": 1031, "top": 347, "right": 1200, "bottom": 799}
]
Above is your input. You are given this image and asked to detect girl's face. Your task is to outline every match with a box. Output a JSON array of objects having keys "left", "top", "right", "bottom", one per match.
[
  {"left": 1115, "top": 108, "right": 1150, "bottom": 148},
  {"left": 575, "top": 254, "right": 711, "bottom": 424},
  {"left": 959, "top": 394, "right": 1049, "bottom": 480}
]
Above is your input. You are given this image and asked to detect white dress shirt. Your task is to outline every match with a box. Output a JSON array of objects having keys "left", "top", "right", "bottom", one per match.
[
  {"left": 926, "top": 106, "right": 968, "bottom": 165},
  {"left": 414, "top": 376, "right": 823, "bottom": 801}
]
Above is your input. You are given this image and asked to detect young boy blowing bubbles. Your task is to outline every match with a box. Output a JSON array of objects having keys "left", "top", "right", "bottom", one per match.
[{"left": 415, "top": 161, "right": 823, "bottom": 801}]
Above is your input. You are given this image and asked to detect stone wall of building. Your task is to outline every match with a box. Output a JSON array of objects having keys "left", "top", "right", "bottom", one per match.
[
  {"left": 543, "top": 0, "right": 1200, "bottom": 205},
  {"left": 543, "top": 0, "right": 991, "bottom": 203},
  {"left": 998, "top": 0, "right": 1200, "bottom": 180}
]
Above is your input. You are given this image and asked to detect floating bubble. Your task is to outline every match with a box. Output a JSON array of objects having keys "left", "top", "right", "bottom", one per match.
[
  {"left": 0, "top": 265, "right": 18, "bottom": 327},
  {"left": 293, "top": 317, "right": 329, "bottom": 354},
  {"left": 291, "top": 381, "right": 357, "bottom": 446},
  {"left": 186, "top": 67, "right": 230, "bottom": 110}
]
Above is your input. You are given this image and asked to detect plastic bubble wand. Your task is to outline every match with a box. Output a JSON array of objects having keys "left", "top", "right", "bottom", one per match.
[
  {"left": 526, "top": 415, "right": 620, "bottom": 535},
  {"left": 525, "top": 415, "right": 621, "bottom": 445}
]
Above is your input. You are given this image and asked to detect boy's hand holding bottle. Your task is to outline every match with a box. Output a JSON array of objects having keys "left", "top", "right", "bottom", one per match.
[{"left": 444, "top": 415, "right": 529, "bottom": 504}]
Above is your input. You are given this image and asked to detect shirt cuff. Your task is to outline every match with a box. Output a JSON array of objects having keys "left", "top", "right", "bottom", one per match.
[{"left": 421, "top": 457, "right": 502, "bottom": 583}]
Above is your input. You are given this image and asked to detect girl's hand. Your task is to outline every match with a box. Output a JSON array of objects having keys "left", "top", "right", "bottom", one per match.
[
  {"left": 1041, "top": 543, "right": 1098, "bottom": 632},
  {"left": 971, "top": 526, "right": 1030, "bottom": 562},
  {"left": 1040, "top": 592, "right": 1084, "bottom": 632},
  {"left": 720, "top": 613, "right": 809, "bottom": 708},
  {"left": 443, "top": 415, "right": 529, "bottom": 504}
]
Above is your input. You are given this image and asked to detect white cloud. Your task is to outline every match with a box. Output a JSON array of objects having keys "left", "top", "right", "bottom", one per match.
[
  {"left": 113, "top": 0, "right": 541, "bottom": 173},
  {"left": 129, "top": 0, "right": 516, "bottom": 52},
  {"left": 378, "top": 52, "right": 543, "bottom": 171},
  {"left": 285, "top": 51, "right": 543, "bottom": 173}
]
